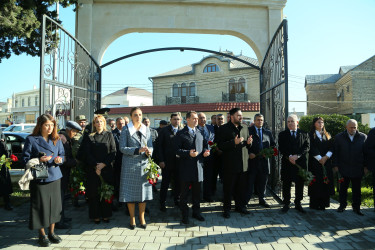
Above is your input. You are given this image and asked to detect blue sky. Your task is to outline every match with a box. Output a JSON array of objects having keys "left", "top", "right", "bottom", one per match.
[{"left": 1, "top": 0, "right": 375, "bottom": 113}]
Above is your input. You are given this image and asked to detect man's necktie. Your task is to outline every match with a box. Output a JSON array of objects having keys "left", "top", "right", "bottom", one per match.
[
  {"left": 258, "top": 128, "right": 263, "bottom": 149},
  {"left": 173, "top": 128, "right": 177, "bottom": 135},
  {"left": 292, "top": 130, "right": 296, "bottom": 138}
]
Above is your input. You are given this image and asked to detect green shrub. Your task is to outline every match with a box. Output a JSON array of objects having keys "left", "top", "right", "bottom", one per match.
[{"left": 299, "top": 114, "right": 370, "bottom": 137}]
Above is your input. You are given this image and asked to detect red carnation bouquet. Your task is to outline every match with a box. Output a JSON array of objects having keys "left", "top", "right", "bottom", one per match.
[
  {"left": 322, "top": 165, "right": 330, "bottom": 184},
  {"left": 70, "top": 166, "right": 86, "bottom": 198},
  {"left": 0, "top": 154, "right": 18, "bottom": 170},
  {"left": 98, "top": 175, "right": 114, "bottom": 204},
  {"left": 257, "top": 147, "right": 278, "bottom": 159},
  {"left": 144, "top": 156, "right": 160, "bottom": 186},
  {"left": 208, "top": 141, "right": 218, "bottom": 153}
]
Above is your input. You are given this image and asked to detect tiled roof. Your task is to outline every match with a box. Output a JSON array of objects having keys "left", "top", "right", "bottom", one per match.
[
  {"left": 109, "top": 102, "right": 260, "bottom": 115},
  {"left": 305, "top": 74, "right": 341, "bottom": 85},
  {"left": 152, "top": 54, "right": 258, "bottom": 78},
  {"left": 339, "top": 65, "right": 357, "bottom": 74}
]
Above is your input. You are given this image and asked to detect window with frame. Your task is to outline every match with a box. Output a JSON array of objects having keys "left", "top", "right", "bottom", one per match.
[
  {"left": 203, "top": 63, "right": 219, "bottom": 73},
  {"left": 28, "top": 97, "right": 31, "bottom": 106},
  {"left": 189, "top": 82, "right": 196, "bottom": 96},
  {"left": 35, "top": 96, "right": 38, "bottom": 106},
  {"left": 173, "top": 84, "right": 179, "bottom": 97},
  {"left": 22, "top": 99, "right": 25, "bottom": 107}
]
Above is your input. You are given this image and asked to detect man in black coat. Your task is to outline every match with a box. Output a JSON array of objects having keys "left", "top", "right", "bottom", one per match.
[
  {"left": 247, "top": 113, "right": 276, "bottom": 208},
  {"left": 216, "top": 108, "right": 253, "bottom": 218},
  {"left": 158, "top": 113, "right": 181, "bottom": 211},
  {"left": 112, "top": 117, "right": 125, "bottom": 209},
  {"left": 365, "top": 126, "right": 375, "bottom": 211},
  {"left": 175, "top": 111, "right": 210, "bottom": 224},
  {"left": 57, "top": 121, "right": 82, "bottom": 229},
  {"left": 334, "top": 119, "right": 367, "bottom": 216},
  {"left": 278, "top": 114, "right": 310, "bottom": 213}
]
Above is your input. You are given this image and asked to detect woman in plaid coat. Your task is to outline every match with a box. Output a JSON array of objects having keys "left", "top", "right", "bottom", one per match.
[{"left": 119, "top": 107, "right": 153, "bottom": 229}]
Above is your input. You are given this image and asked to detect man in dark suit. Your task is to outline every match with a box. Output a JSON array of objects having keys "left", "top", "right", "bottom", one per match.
[
  {"left": 175, "top": 111, "right": 210, "bottom": 224},
  {"left": 198, "top": 112, "right": 215, "bottom": 202},
  {"left": 158, "top": 113, "right": 181, "bottom": 211},
  {"left": 335, "top": 119, "right": 367, "bottom": 216},
  {"left": 212, "top": 114, "right": 225, "bottom": 195},
  {"left": 247, "top": 114, "right": 276, "bottom": 208},
  {"left": 112, "top": 117, "right": 125, "bottom": 210},
  {"left": 365, "top": 126, "right": 375, "bottom": 211},
  {"left": 216, "top": 108, "right": 253, "bottom": 218},
  {"left": 278, "top": 114, "right": 310, "bottom": 213}
]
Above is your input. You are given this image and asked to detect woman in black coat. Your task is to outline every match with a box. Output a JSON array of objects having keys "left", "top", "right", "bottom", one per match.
[
  {"left": 0, "top": 129, "right": 13, "bottom": 210},
  {"left": 308, "top": 117, "right": 335, "bottom": 210},
  {"left": 82, "top": 115, "right": 116, "bottom": 224}
]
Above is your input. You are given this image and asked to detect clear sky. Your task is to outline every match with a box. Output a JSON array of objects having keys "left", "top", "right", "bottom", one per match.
[{"left": 1, "top": 0, "right": 375, "bottom": 114}]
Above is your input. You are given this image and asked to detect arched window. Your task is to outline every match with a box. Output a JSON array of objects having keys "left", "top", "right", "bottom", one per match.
[
  {"left": 173, "top": 84, "right": 179, "bottom": 97},
  {"left": 181, "top": 83, "right": 187, "bottom": 97},
  {"left": 229, "top": 78, "right": 236, "bottom": 94},
  {"left": 189, "top": 82, "right": 196, "bottom": 96},
  {"left": 238, "top": 78, "right": 246, "bottom": 93},
  {"left": 203, "top": 63, "right": 219, "bottom": 73}
]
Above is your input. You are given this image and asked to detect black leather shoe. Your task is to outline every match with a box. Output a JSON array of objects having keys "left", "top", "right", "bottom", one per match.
[
  {"left": 235, "top": 207, "right": 250, "bottom": 215},
  {"left": 295, "top": 204, "right": 306, "bottom": 214},
  {"left": 103, "top": 219, "right": 110, "bottom": 223},
  {"left": 48, "top": 233, "right": 62, "bottom": 244},
  {"left": 223, "top": 211, "right": 230, "bottom": 219},
  {"left": 192, "top": 213, "right": 205, "bottom": 221},
  {"left": 55, "top": 222, "right": 71, "bottom": 229},
  {"left": 129, "top": 224, "right": 136, "bottom": 230},
  {"left": 4, "top": 203, "right": 13, "bottom": 211},
  {"left": 160, "top": 204, "right": 167, "bottom": 212},
  {"left": 259, "top": 200, "right": 271, "bottom": 208},
  {"left": 140, "top": 224, "right": 147, "bottom": 229},
  {"left": 181, "top": 217, "right": 189, "bottom": 224},
  {"left": 337, "top": 206, "right": 345, "bottom": 213},
  {"left": 353, "top": 208, "right": 364, "bottom": 216},
  {"left": 38, "top": 235, "right": 51, "bottom": 247},
  {"left": 281, "top": 204, "right": 289, "bottom": 213}
]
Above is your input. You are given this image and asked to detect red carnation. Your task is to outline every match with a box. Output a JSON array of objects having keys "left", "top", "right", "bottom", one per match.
[
  {"left": 148, "top": 179, "right": 154, "bottom": 185},
  {"left": 10, "top": 154, "right": 18, "bottom": 162},
  {"left": 82, "top": 191, "right": 86, "bottom": 195},
  {"left": 273, "top": 148, "right": 278, "bottom": 156},
  {"left": 157, "top": 174, "right": 160, "bottom": 177},
  {"left": 208, "top": 141, "right": 214, "bottom": 146}
]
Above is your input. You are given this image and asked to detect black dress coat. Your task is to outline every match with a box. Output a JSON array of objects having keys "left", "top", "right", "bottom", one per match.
[
  {"left": 216, "top": 122, "right": 251, "bottom": 174},
  {"left": 278, "top": 129, "right": 310, "bottom": 182},
  {"left": 364, "top": 127, "right": 375, "bottom": 172},
  {"left": 334, "top": 130, "right": 367, "bottom": 178},
  {"left": 248, "top": 126, "right": 276, "bottom": 175},
  {"left": 175, "top": 126, "right": 208, "bottom": 182},
  {"left": 308, "top": 131, "right": 335, "bottom": 201},
  {"left": 58, "top": 130, "right": 77, "bottom": 190},
  {"left": 158, "top": 124, "right": 179, "bottom": 169},
  {"left": 0, "top": 131, "right": 12, "bottom": 197}
]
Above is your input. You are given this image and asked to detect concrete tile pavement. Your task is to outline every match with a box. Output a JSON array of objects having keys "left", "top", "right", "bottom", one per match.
[{"left": 1, "top": 182, "right": 375, "bottom": 250}]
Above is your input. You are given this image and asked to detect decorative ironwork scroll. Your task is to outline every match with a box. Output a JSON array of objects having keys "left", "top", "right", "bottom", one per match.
[
  {"left": 40, "top": 15, "right": 101, "bottom": 127},
  {"left": 260, "top": 19, "right": 288, "bottom": 199}
]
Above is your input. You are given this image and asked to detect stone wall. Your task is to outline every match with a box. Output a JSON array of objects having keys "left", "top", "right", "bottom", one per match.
[{"left": 305, "top": 83, "right": 337, "bottom": 115}]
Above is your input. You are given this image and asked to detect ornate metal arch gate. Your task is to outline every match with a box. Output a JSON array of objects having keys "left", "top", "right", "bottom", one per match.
[
  {"left": 260, "top": 19, "right": 288, "bottom": 199},
  {"left": 39, "top": 15, "right": 101, "bottom": 128}
]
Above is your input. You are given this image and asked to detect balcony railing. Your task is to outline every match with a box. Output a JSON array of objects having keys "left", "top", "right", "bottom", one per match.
[
  {"left": 222, "top": 93, "right": 248, "bottom": 102},
  {"left": 166, "top": 96, "right": 199, "bottom": 105}
]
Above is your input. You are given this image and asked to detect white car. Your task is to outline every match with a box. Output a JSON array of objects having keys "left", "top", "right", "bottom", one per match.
[{"left": 3, "top": 123, "right": 36, "bottom": 132}]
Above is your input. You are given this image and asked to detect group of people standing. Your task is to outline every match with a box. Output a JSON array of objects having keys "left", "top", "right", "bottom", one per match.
[{"left": 9, "top": 107, "right": 375, "bottom": 247}]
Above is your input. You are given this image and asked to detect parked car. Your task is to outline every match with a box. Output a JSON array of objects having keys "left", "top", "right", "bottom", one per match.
[
  {"left": 3, "top": 123, "right": 36, "bottom": 132},
  {"left": 3, "top": 132, "right": 30, "bottom": 169},
  {"left": 0, "top": 124, "right": 9, "bottom": 132}
]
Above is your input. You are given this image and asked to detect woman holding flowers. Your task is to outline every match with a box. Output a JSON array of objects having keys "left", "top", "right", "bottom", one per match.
[
  {"left": 308, "top": 117, "right": 335, "bottom": 210},
  {"left": 22, "top": 114, "right": 65, "bottom": 247},
  {"left": 119, "top": 107, "right": 153, "bottom": 229},
  {"left": 82, "top": 115, "right": 116, "bottom": 224}
]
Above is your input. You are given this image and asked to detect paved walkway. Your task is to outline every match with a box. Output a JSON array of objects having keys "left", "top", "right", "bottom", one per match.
[{"left": 1, "top": 179, "right": 375, "bottom": 250}]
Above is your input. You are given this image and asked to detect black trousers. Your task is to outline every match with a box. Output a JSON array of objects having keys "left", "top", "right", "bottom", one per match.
[
  {"left": 160, "top": 166, "right": 180, "bottom": 205},
  {"left": 282, "top": 176, "right": 304, "bottom": 205},
  {"left": 246, "top": 167, "right": 268, "bottom": 204},
  {"left": 222, "top": 171, "right": 248, "bottom": 212},
  {"left": 203, "top": 157, "right": 213, "bottom": 199},
  {"left": 339, "top": 176, "right": 362, "bottom": 209},
  {"left": 180, "top": 181, "right": 201, "bottom": 218},
  {"left": 212, "top": 156, "right": 223, "bottom": 194}
]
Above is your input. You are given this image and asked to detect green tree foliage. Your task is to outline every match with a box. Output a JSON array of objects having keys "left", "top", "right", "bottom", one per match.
[
  {"left": 0, "top": 0, "right": 76, "bottom": 63},
  {"left": 299, "top": 114, "right": 370, "bottom": 137}
]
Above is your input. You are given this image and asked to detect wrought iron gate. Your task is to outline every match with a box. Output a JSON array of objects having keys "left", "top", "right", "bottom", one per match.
[
  {"left": 39, "top": 15, "right": 101, "bottom": 128},
  {"left": 260, "top": 19, "right": 288, "bottom": 199}
]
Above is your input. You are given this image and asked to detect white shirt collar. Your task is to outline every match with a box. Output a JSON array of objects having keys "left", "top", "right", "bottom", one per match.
[
  {"left": 188, "top": 126, "right": 196, "bottom": 134},
  {"left": 315, "top": 130, "right": 323, "bottom": 140},
  {"left": 347, "top": 131, "right": 355, "bottom": 141},
  {"left": 127, "top": 122, "right": 147, "bottom": 137}
]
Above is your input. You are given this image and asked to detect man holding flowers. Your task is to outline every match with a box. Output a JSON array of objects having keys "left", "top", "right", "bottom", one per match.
[{"left": 247, "top": 113, "right": 276, "bottom": 208}]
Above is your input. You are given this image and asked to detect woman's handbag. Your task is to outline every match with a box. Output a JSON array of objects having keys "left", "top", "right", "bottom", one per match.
[{"left": 32, "top": 163, "right": 49, "bottom": 180}]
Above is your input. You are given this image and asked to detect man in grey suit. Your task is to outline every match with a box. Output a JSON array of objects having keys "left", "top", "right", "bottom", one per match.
[
  {"left": 175, "top": 111, "right": 210, "bottom": 224},
  {"left": 247, "top": 114, "right": 276, "bottom": 208}
]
